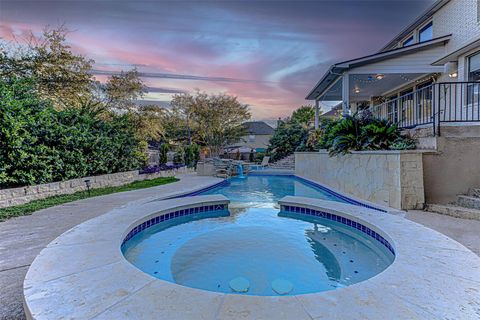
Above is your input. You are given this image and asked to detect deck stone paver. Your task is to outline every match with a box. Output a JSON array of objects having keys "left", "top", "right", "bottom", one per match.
[{"left": 0, "top": 174, "right": 221, "bottom": 320}]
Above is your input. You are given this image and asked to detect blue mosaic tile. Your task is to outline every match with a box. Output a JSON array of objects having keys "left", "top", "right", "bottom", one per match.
[
  {"left": 282, "top": 205, "right": 395, "bottom": 255},
  {"left": 122, "top": 203, "right": 229, "bottom": 245}
]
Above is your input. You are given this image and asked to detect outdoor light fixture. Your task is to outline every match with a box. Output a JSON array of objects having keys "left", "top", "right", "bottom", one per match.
[
  {"left": 445, "top": 61, "right": 458, "bottom": 78},
  {"left": 375, "top": 74, "right": 384, "bottom": 80},
  {"left": 354, "top": 88, "right": 361, "bottom": 94},
  {"left": 84, "top": 179, "right": 91, "bottom": 196}
]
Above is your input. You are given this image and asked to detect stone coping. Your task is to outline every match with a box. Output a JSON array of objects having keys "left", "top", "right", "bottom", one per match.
[{"left": 23, "top": 195, "right": 480, "bottom": 319}]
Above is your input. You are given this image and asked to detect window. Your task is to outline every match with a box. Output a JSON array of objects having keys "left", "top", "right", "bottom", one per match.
[
  {"left": 402, "top": 36, "right": 414, "bottom": 47},
  {"left": 400, "top": 89, "right": 414, "bottom": 122},
  {"left": 468, "top": 52, "right": 480, "bottom": 81},
  {"left": 468, "top": 52, "right": 480, "bottom": 106},
  {"left": 419, "top": 22, "right": 433, "bottom": 42},
  {"left": 248, "top": 135, "right": 255, "bottom": 142},
  {"left": 416, "top": 81, "right": 433, "bottom": 121}
]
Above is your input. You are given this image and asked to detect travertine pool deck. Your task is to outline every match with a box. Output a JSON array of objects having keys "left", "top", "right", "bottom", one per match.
[
  {"left": 23, "top": 195, "right": 480, "bottom": 319},
  {"left": 0, "top": 174, "right": 222, "bottom": 320}
]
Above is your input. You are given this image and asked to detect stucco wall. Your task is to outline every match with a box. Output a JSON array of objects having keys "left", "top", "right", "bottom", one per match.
[
  {"left": 0, "top": 167, "right": 192, "bottom": 208},
  {"left": 295, "top": 151, "right": 425, "bottom": 210},
  {"left": 423, "top": 135, "right": 480, "bottom": 204}
]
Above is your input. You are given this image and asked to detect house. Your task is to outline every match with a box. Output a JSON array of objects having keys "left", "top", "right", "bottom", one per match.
[
  {"left": 307, "top": 0, "right": 480, "bottom": 134},
  {"left": 222, "top": 121, "right": 274, "bottom": 160},
  {"left": 239, "top": 121, "right": 275, "bottom": 152},
  {"left": 305, "top": 0, "right": 480, "bottom": 211}
]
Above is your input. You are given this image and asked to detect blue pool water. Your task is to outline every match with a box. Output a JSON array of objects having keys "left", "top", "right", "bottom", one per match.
[
  {"left": 122, "top": 175, "right": 394, "bottom": 296},
  {"left": 199, "top": 175, "right": 345, "bottom": 204}
]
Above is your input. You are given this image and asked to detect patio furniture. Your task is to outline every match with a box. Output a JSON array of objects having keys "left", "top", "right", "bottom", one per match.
[{"left": 259, "top": 156, "right": 270, "bottom": 168}]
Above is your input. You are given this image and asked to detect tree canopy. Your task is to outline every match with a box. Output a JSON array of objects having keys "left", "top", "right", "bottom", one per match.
[{"left": 170, "top": 91, "right": 251, "bottom": 156}]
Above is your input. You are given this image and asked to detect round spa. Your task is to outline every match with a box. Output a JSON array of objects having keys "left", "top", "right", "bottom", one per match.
[{"left": 121, "top": 204, "right": 395, "bottom": 296}]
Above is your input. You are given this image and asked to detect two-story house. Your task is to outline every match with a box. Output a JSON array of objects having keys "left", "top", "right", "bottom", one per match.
[{"left": 307, "top": 0, "right": 480, "bottom": 213}]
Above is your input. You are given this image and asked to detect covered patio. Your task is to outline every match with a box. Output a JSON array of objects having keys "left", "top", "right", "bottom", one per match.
[{"left": 307, "top": 35, "right": 450, "bottom": 128}]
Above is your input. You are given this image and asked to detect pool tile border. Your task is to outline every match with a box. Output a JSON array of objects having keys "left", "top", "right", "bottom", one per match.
[
  {"left": 122, "top": 203, "right": 228, "bottom": 244},
  {"left": 169, "top": 174, "right": 386, "bottom": 213},
  {"left": 167, "top": 179, "right": 230, "bottom": 198},
  {"left": 280, "top": 204, "right": 395, "bottom": 255}
]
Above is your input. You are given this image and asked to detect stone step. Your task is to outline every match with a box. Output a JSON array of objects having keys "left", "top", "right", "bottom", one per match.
[
  {"left": 426, "top": 204, "right": 480, "bottom": 220},
  {"left": 468, "top": 188, "right": 480, "bottom": 198},
  {"left": 455, "top": 195, "right": 480, "bottom": 210}
]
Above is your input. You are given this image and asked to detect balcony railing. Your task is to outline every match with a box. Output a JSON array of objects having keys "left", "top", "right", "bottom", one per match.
[{"left": 368, "top": 81, "right": 480, "bottom": 135}]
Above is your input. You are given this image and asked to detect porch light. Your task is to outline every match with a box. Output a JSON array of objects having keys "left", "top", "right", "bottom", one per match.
[
  {"left": 445, "top": 61, "right": 458, "bottom": 78},
  {"left": 375, "top": 74, "right": 384, "bottom": 80},
  {"left": 354, "top": 88, "right": 361, "bottom": 94}
]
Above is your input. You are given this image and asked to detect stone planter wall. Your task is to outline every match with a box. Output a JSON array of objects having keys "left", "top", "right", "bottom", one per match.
[
  {"left": 0, "top": 167, "right": 193, "bottom": 208},
  {"left": 295, "top": 151, "right": 425, "bottom": 210}
]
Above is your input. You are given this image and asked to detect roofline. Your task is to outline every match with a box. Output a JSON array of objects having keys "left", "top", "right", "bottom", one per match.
[
  {"left": 380, "top": 0, "right": 450, "bottom": 52},
  {"left": 337, "top": 35, "right": 450, "bottom": 67},
  {"left": 432, "top": 36, "right": 480, "bottom": 65},
  {"left": 305, "top": 35, "right": 450, "bottom": 100}
]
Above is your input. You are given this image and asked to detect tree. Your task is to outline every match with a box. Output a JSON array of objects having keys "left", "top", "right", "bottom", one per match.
[
  {"left": 159, "top": 144, "right": 169, "bottom": 165},
  {"left": 291, "top": 105, "right": 316, "bottom": 125},
  {"left": 0, "top": 76, "right": 146, "bottom": 188},
  {"left": 0, "top": 26, "right": 95, "bottom": 109},
  {"left": 170, "top": 91, "right": 251, "bottom": 156},
  {"left": 267, "top": 119, "right": 309, "bottom": 161},
  {"left": 266, "top": 105, "right": 318, "bottom": 161},
  {"left": 129, "top": 105, "right": 166, "bottom": 141},
  {"left": 103, "top": 69, "right": 146, "bottom": 111}
]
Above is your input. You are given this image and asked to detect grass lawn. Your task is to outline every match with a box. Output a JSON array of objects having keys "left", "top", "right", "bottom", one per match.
[{"left": 0, "top": 176, "right": 179, "bottom": 222}]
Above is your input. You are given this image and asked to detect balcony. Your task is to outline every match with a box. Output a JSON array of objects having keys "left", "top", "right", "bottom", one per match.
[{"left": 368, "top": 81, "right": 480, "bottom": 135}]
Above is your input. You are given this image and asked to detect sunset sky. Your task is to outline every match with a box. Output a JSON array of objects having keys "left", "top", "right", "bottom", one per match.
[{"left": 0, "top": 0, "right": 434, "bottom": 120}]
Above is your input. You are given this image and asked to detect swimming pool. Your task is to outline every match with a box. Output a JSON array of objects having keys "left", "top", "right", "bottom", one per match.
[{"left": 122, "top": 175, "right": 394, "bottom": 296}]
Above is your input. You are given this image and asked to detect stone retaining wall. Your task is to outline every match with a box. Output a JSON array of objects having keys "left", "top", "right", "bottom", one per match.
[
  {"left": 295, "top": 151, "right": 425, "bottom": 210},
  {"left": 0, "top": 167, "right": 193, "bottom": 208}
]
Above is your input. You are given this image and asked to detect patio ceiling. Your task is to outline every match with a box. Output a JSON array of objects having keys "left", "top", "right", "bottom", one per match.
[
  {"left": 307, "top": 35, "right": 450, "bottom": 100},
  {"left": 319, "top": 73, "right": 431, "bottom": 102}
]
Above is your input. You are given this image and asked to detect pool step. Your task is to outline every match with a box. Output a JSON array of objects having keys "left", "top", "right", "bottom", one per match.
[
  {"left": 455, "top": 195, "right": 480, "bottom": 210},
  {"left": 269, "top": 155, "right": 295, "bottom": 170},
  {"left": 425, "top": 204, "right": 480, "bottom": 220}
]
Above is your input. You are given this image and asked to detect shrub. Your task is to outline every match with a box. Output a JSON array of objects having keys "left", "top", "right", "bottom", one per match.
[
  {"left": 0, "top": 77, "right": 146, "bottom": 188},
  {"left": 184, "top": 143, "right": 200, "bottom": 168},
  {"left": 173, "top": 148, "right": 185, "bottom": 165},
  {"left": 159, "top": 144, "right": 169, "bottom": 165},
  {"left": 323, "top": 113, "right": 416, "bottom": 155},
  {"left": 267, "top": 120, "right": 309, "bottom": 161}
]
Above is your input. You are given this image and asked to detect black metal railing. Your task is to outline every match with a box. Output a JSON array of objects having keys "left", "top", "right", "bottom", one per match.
[{"left": 369, "top": 81, "right": 480, "bottom": 135}]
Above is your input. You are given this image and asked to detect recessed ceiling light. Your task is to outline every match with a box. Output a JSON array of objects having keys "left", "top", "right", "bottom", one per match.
[{"left": 354, "top": 88, "right": 361, "bottom": 94}]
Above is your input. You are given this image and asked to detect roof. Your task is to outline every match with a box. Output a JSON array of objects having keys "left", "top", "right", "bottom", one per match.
[
  {"left": 243, "top": 121, "right": 275, "bottom": 135},
  {"left": 432, "top": 36, "right": 480, "bottom": 65},
  {"left": 380, "top": 0, "right": 450, "bottom": 52},
  {"left": 305, "top": 35, "right": 450, "bottom": 100}
]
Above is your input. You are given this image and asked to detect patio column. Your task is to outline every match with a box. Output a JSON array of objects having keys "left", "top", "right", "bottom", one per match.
[
  {"left": 314, "top": 99, "right": 320, "bottom": 129},
  {"left": 342, "top": 73, "right": 350, "bottom": 116}
]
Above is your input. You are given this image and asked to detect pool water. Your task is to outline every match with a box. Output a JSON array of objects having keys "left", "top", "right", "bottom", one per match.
[
  {"left": 122, "top": 175, "right": 394, "bottom": 296},
  {"left": 199, "top": 175, "right": 345, "bottom": 204}
]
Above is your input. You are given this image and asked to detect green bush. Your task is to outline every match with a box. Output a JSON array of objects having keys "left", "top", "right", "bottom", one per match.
[
  {"left": 0, "top": 77, "right": 146, "bottom": 188},
  {"left": 173, "top": 148, "right": 185, "bottom": 165},
  {"left": 159, "top": 143, "right": 169, "bottom": 165},
  {"left": 184, "top": 143, "right": 200, "bottom": 168},
  {"left": 267, "top": 120, "right": 309, "bottom": 161},
  {"left": 316, "top": 113, "right": 416, "bottom": 155}
]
